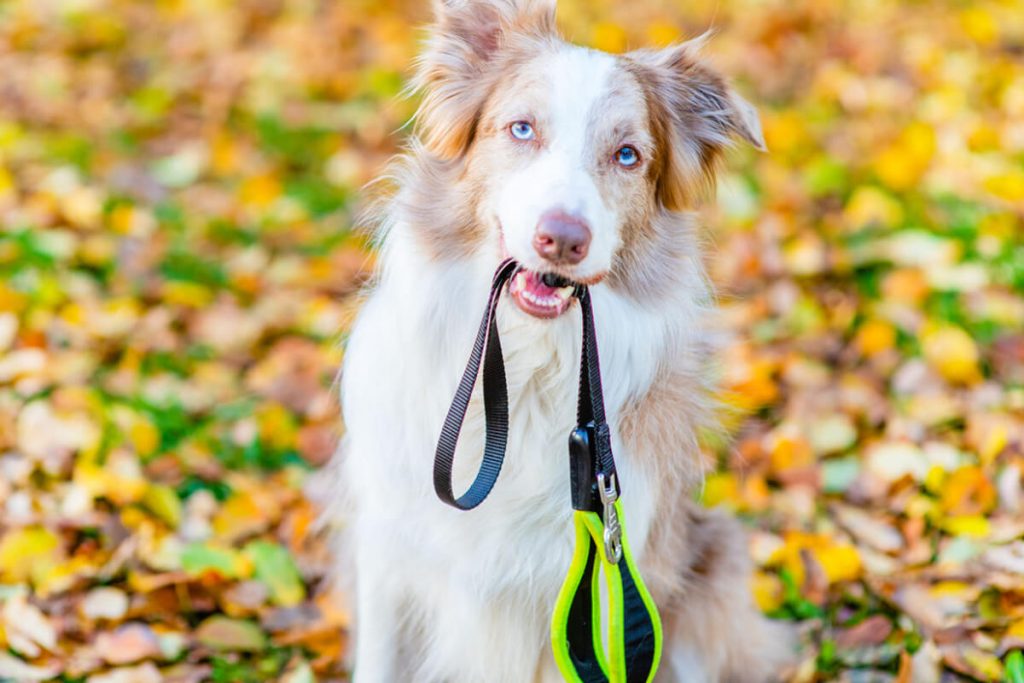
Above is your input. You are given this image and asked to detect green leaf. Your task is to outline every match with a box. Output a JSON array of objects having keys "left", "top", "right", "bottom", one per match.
[
  {"left": 1006, "top": 650, "right": 1024, "bottom": 683},
  {"left": 141, "top": 483, "right": 182, "bottom": 527},
  {"left": 243, "top": 540, "right": 306, "bottom": 607},
  {"left": 194, "top": 616, "right": 267, "bottom": 652},
  {"left": 181, "top": 543, "right": 248, "bottom": 579}
]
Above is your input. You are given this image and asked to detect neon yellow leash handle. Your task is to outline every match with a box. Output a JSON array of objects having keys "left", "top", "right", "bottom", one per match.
[{"left": 551, "top": 500, "right": 663, "bottom": 683}]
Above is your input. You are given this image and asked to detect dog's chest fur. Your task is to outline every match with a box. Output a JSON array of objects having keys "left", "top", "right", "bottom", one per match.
[{"left": 338, "top": 229, "right": 675, "bottom": 679}]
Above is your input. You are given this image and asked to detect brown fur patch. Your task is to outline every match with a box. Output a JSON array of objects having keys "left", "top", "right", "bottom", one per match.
[
  {"left": 625, "top": 38, "right": 765, "bottom": 212},
  {"left": 413, "top": 0, "right": 558, "bottom": 159}
]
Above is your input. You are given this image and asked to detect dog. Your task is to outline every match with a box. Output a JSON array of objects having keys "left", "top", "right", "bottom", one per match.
[{"left": 327, "top": 0, "right": 791, "bottom": 680}]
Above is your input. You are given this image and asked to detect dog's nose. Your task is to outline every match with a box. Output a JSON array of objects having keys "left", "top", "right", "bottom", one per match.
[{"left": 533, "top": 211, "right": 591, "bottom": 265}]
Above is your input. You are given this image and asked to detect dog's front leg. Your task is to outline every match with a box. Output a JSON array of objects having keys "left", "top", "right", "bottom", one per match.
[{"left": 350, "top": 542, "right": 403, "bottom": 682}]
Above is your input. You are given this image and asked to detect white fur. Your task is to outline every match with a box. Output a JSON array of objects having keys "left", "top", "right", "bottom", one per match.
[{"left": 493, "top": 47, "right": 621, "bottom": 280}]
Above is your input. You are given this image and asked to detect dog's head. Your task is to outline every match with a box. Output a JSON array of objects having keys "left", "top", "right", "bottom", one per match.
[{"left": 412, "top": 0, "right": 765, "bottom": 318}]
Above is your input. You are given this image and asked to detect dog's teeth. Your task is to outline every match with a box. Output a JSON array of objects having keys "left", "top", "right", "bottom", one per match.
[
  {"left": 557, "top": 286, "right": 574, "bottom": 299},
  {"left": 513, "top": 272, "right": 527, "bottom": 291}
]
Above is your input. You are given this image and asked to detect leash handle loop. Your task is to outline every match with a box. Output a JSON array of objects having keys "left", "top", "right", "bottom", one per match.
[
  {"left": 552, "top": 503, "right": 663, "bottom": 683},
  {"left": 432, "top": 258, "right": 518, "bottom": 510}
]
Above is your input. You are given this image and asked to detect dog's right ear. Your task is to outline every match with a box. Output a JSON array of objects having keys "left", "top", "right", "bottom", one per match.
[{"left": 413, "top": 0, "right": 557, "bottom": 159}]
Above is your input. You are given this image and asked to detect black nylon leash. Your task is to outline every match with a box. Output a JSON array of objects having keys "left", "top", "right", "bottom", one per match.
[
  {"left": 432, "top": 258, "right": 662, "bottom": 682},
  {"left": 433, "top": 258, "right": 518, "bottom": 509}
]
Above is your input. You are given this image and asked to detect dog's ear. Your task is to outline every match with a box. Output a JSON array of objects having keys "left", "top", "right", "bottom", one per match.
[
  {"left": 414, "top": 0, "right": 557, "bottom": 159},
  {"left": 629, "top": 35, "right": 765, "bottom": 211}
]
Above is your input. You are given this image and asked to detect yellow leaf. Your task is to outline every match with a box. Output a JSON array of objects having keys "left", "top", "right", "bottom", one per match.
[
  {"left": 645, "top": 21, "right": 679, "bottom": 47},
  {"left": 142, "top": 483, "right": 182, "bottom": 528},
  {"left": 591, "top": 22, "right": 627, "bottom": 53},
  {"left": 960, "top": 7, "right": 998, "bottom": 45},
  {"left": 1006, "top": 620, "right": 1024, "bottom": 640},
  {"left": 942, "top": 515, "right": 991, "bottom": 538},
  {"left": 701, "top": 472, "right": 740, "bottom": 510},
  {"left": 882, "top": 268, "right": 930, "bottom": 305},
  {"left": 213, "top": 492, "right": 271, "bottom": 542},
  {"left": 0, "top": 282, "right": 28, "bottom": 313},
  {"left": 108, "top": 204, "right": 135, "bottom": 235},
  {"left": 256, "top": 402, "right": 298, "bottom": 451},
  {"left": 0, "top": 527, "right": 63, "bottom": 585},
  {"left": 813, "top": 543, "right": 862, "bottom": 584},
  {"left": 967, "top": 122, "right": 1000, "bottom": 153},
  {"left": 964, "top": 648, "right": 1004, "bottom": 680},
  {"left": 940, "top": 467, "right": 997, "bottom": 516},
  {"left": 921, "top": 323, "right": 981, "bottom": 384},
  {"left": 769, "top": 433, "right": 815, "bottom": 476},
  {"left": 844, "top": 186, "right": 904, "bottom": 230},
  {"left": 873, "top": 124, "right": 935, "bottom": 191},
  {"left": 722, "top": 357, "right": 778, "bottom": 413},
  {"left": 211, "top": 133, "right": 240, "bottom": 176},
  {"left": 856, "top": 319, "right": 896, "bottom": 356},
  {"left": 984, "top": 169, "right": 1024, "bottom": 202},
  {"left": 763, "top": 111, "right": 808, "bottom": 156},
  {"left": 74, "top": 453, "right": 147, "bottom": 506},
  {"left": 929, "top": 580, "right": 975, "bottom": 597},
  {"left": 924, "top": 465, "right": 947, "bottom": 496},
  {"left": 0, "top": 166, "right": 13, "bottom": 199},
  {"left": 773, "top": 532, "right": 862, "bottom": 587},
  {"left": 128, "top": 415, "right": 161, "bottom": 457},
  {"left": 751, "top": 571, "right": 784, "bottom": 613},
  {"left": 979, "top": 421, "right": 1009, "bottom": 466},
  {"left": 239, "top": 173, "right": 281, "bottom": 208},
  {"left": 162, "top": 280, "right": 214, "bottom": 308}
]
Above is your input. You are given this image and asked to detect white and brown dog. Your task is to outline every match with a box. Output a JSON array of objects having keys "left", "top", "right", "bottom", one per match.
[{"left": 328, "top": 0, "right": 790, "bottom": 680}]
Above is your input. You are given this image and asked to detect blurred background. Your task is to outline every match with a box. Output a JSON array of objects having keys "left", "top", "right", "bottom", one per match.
[{"left": 0, "top": 0, "right": 1022, "bottom": 680}]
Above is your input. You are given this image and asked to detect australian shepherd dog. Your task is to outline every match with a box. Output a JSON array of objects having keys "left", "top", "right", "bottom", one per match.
[{"left": 327, "top": 0, "right": 791, "bottom": 680}]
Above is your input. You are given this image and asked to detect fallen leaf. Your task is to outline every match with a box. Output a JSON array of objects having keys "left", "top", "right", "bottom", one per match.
[
  {"left": 244, "top": 540, "right": 306, "bottom": 607},
  {"left": 193, "top": 616, "right": 267, "bottom": 652},
  {"left": 1, "top": 592, "right": 58, "bottom": 657},
  {"left": 835, "top": 615, "right": 894, "bottom": 649},
  {"left": 95, "top": 623, "right": 162, "bottom": 665},
  {"left": 81, "top": 587, "right": 130, "bottom": 622},
  {"left": 0, "top": 652, "right": 62, "bottom": 681}
]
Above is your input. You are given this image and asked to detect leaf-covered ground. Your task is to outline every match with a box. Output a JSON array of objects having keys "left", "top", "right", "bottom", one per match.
[{"left": 0, "top": 0, "right": 1022, "bottom": 681}]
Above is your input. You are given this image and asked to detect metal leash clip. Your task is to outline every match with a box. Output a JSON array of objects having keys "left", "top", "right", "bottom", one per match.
[{"left": 597, "top": 472, "right": 622, "bottom": 564}]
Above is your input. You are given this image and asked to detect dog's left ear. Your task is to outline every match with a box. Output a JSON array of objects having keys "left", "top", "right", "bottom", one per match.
[
  {"left": 629, "top": 36, "right": 766, "bottom": 210},
  {"left": 414, "top": 0, "right": 558, "bottom": 159}
]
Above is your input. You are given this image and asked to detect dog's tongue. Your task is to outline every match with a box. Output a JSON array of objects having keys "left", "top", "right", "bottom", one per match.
[{"left": 509, "top": 270, "right": 575, "bottom": 319}]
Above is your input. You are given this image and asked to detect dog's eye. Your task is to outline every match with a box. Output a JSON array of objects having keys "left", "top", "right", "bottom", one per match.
[
  {"left": 615, "top": 146, "right": 640, "bottom": 167},
  {"left": 510, "top": 121, "right": 535, "bottom": 141}
]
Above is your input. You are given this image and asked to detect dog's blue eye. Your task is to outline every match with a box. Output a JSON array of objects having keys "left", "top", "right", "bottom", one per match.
[
  {"left": 615, "top": 146, "right": 639, "bottom": 167},
  {"left": 510, "top": 121, "right": 535, "bottom": 141}
]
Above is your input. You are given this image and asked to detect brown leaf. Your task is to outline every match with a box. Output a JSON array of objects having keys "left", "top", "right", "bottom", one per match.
[
  {"left": 1, "top": 593, "right": 58, "bottom": 658},
  {"left": 193, "top": 616, "right": 267, "bottom": 652},
  {"left": 833, "top": 504, "right": 905, "bottom": 554},
  {"left": 95, "top": 623, "right": 162, "bottom": 665},
  {"left": 835, "top": 615, "right": 894, "bottom": 649},
  {"left": 86, "top": 662, "right": 162, "bottom": 683},
  {"left": 0, "top": 652, "right": 62, "bottom": 681}
]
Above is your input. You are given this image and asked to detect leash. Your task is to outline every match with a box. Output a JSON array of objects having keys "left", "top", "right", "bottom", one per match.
[{"left": 433, "top": 258, "right": 662, "bottom": 682}]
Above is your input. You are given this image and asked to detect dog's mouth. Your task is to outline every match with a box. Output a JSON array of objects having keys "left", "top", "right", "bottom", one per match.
[{"left": 508, "top": 268, "right": 576, "bottom": 319}]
